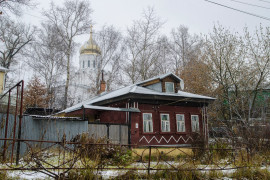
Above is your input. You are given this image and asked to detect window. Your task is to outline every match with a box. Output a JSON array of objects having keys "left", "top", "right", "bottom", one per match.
[
  {"left": 191, "top": 115, "right": 199, "bottom": 132},
  {"left": 93, "top": 60, "right": 95, "bottom": 68},
  {"left": 83, "top": 61, "right": 85, "bottom": 68},
  {"left": 161, "top": 114, "right": 170, "bottom": 132},
  {"left": 176, "top": 114, "right": 185, "bottom": 132},
  {"left": 165, "top": 82, "right": 174, "bottom": 93},
  {"left": 88, "top": 60, "right": 90, "bottom": 67},
  {"left": 143, "top": 113, "right": 153, "bottom": 133}
]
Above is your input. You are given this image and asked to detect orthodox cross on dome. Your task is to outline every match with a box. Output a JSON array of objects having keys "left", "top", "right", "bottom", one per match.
[{"left": 90, "top": 25, "right": 93, "bottom": 42}]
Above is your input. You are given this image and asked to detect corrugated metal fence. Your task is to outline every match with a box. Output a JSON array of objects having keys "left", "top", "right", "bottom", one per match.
[
  {"left": 0, "top": 114, "right": 88, "bottom": 156},
  {"left": 88, "top": 123, "right": 128, "bottom": 144},
  {"left": 0, "top": 114, "right": 129, "bottom": 158}
]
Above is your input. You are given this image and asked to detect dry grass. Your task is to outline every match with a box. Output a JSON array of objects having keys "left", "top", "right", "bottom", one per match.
[{"left": 132, "top": 147, "right": 192, "bottom": 157}]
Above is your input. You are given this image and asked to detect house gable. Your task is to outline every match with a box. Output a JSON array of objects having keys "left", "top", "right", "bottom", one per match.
[{"left": 139, "top": 74, "right": 182, "bottom": 93}]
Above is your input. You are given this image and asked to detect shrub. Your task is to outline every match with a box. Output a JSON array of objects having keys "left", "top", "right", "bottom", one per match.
[
  {"left": 231, "top": 167, "right": 270, "bottom": 180},
  {"left": 191, "top": 132, "right": 206, "bottom": 159},
  {"left": 209, "top": 140, "right": 230, "bottom": 160},
  {"left": 71, "top": 133, "right": 132, "bottom": 167},
  {"left": 66, "top": 168, "right": 99, "bottom": 180},
  {"left": 0, "top": 171, "right": 7, "bottom": 180}
]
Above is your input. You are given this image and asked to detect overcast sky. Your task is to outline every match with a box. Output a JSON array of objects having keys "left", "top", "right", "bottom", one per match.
[
  {"left": 8, "top": 0, "right": 270, "bottom": 81},
  {"left": 19, "top": 0, "right": 270, "bottom": 35}
]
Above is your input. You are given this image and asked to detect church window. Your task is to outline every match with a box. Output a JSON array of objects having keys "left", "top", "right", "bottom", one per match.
[
  {"left": 83, "top": 61, "right": 84, "bottom": 68},
  {"left": 88, "top": 60, "right": 90, "bottom": 67},
  {"left": 93, "top": 60, "right": 95, "bottom": 68}
]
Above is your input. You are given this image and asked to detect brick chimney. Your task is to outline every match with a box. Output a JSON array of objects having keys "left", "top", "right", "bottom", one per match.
[{"left": 99, "top": 70, "right": 106, "bottom": 94}]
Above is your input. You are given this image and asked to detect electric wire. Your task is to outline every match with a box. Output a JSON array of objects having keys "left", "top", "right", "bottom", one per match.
[
  {"left": 227, "top": 0, "right": 270, "bottom": 10},
  {"left": 256, "top": 0, "right": 270, "bottom": 4},
  {"left": 204, "top": 0, "right": 270, "bottom": 21}
]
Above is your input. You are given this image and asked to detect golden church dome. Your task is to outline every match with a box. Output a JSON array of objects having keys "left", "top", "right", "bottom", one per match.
[{"left": 80, "top": 27, "right": 101, "bottom": 55}]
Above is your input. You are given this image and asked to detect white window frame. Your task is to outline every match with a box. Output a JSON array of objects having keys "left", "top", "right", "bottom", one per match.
[
  {"left": 160, "top": 113, "right": 170, "bottom": 132},
  {"left": 165, "top": 82, "right": 174, "bottom": 93},
  {"left": 143, "top": 113, "right": 153, "bottom": 133},
  {"left": 176, "top": 114, "right": 185, "bottom": 132},
  {"left": 191, "top": 115, "right": 199, "bottom": 132}
]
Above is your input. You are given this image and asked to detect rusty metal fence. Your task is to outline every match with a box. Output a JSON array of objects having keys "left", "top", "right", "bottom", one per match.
[
  {"left": 0, "top": 80, "right": 257, "bottom": 179},
  {"left": 0, "top": 80, "right": 24, "bottom": 165},
  {"left": 0, "top": 137, "right": 252, "bottom": 179}
]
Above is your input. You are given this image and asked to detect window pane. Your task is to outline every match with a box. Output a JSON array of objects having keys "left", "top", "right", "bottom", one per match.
[
  {"left": 165, "top": 82, "right": 174, "bottom": 93},
  {"left": 176, "top": 114, "right": 185, "bottom": 132},
  {"left": 161, "top": 114, "right": 170, "bottom": 132},
  {"left": 149, "top": 121, "right": 153, "bottom": 132},
  {"left": 143, "top": 113, "right": 153, "bottom": 132},
  {"left": 191, "top": 115, "right": 199, "bottom": 132}
]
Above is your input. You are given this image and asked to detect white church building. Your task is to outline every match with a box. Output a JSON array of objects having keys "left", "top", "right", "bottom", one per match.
[{"left": 68, "top": 28, "right": 103, "bottom": 105}]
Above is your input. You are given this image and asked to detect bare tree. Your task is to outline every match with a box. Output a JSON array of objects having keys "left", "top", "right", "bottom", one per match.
[
  {"left": 169, "top": 25, "right": 202, "bottom": 76},
  {"left": 43, "top": 0, "right": 92, "bottom": 109},
  {"left": 94, "top": 25, "right": 125, "bottom": 92},
  {"left": 204, "top": 25, "right": 247, "bottom": 121},
  {"left": 27, "top": 23, "right": 66, "bottom": 108},
  {"left": 0, "top": 16, "right": 35, "bottom": 69},
  {"left": 0, "top": 0, "right": 35, "bottom": 16},
  {"left": 123, "top": 7, "right": 164, "bottom": 83},
  {"left": 244, "top": 26, "right": 270, "bottom": 119}
]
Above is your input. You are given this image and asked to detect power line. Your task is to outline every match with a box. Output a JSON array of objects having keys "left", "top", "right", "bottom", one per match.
[
  {"left": 24, "top": 12, "right": 46, "bottom": 21},
  {"left": 256, "top": 0, "right": 270, "bottom": 4},
  {"left": 204, "top": 0, "right": 270, "bottom": 21},
  {"left": 227, "top": 0, "right": 270, "bottom": 10}
]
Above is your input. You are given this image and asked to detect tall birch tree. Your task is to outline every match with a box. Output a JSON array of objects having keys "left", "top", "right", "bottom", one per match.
[{"left": 43, "top": 0, "right": 92, "bottom": 108}]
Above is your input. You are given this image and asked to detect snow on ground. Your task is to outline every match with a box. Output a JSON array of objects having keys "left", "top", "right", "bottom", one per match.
[{"left": 8, "top": 171, "right": 52, "bottom": 180}]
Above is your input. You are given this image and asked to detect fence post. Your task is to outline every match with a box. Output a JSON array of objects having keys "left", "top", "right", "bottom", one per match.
[
  {"left": 148, "top": 146, "right": 152, "bottom": 176},
  {"left": 16, "top": 80, "right": 24, "bottom": 165},
  {"left": 2, "top": 90, "right": 11, "bottom": 161},
  {"left": 119, "top": 125, "right": 122, "bottom": 144},
  {"left": 11, "top": 85, "right": 20, "bottom": 164},
  {"left": 107, "top": 124, "right": 110, "bottom": 145},
  {"left": 128, "top": 112, "right": 131, "bottom": 148}
]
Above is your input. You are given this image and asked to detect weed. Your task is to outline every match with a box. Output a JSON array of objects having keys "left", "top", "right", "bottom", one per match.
[
  {"left": 0, "top": 171, "right": 8, "bottom": 180},
  {"left": 231, "top": 167, "right": 270, "bottom": 180},
  {"left": 66, "top": 168, "right": 100, "bottom": 180}
]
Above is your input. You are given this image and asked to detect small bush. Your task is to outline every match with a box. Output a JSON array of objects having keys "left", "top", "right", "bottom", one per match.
[
  {"left": 191, "top": 132, "right": 206, "bottom": 159},
  {"left": 71, "top": 133, "right": 133, "bottom": 167},
  {"left": 208, "top": 170, "right": 223, "bottom": 179},
  {"left": 66, "top": 168, "right": 99, "bottom": 180},
  {"left": 152, "top": 170, "right": 205, "bottom": 180},
  {"left": 232, "top": 167, "right": 270, "bottom": 180},
  {"left": 209, "top": 140, "right": 230, "bottom": 159},
  {"left": 0, "top": 171, "right": 8, "bottom": 180},
  {"left": 114, "top": 170, "right": 206, "bottom": 180}
]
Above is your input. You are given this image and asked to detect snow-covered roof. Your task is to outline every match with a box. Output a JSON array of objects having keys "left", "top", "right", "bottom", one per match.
[
  {"left": 0, "top": 66, "right": 8, "bottom": 72},
  {"left": 64, "top": 104, "right": 140, "bottom": 113},
  {"left": 59, "top": 83, "right": 214, "bottom": 114},
  {"left": 136, "top": 72, "right": 183, "bottom": 85}
]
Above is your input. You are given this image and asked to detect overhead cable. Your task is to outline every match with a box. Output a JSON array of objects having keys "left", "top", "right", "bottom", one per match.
[
  {"left": 228, "top": 0, "right": 270, "bottom": 10},
  {"left": 204, "top": 0, "right": 270, "bottom": 21}
]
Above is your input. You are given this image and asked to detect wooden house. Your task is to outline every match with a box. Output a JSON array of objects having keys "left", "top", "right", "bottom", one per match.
[{"left": 58, "top": 73, "right": 215, "bottom": 146}]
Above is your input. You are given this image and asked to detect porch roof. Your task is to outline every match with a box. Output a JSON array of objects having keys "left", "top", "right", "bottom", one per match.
[{"left": 64, "top": 104, "right": 140, "bottom": 114}]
